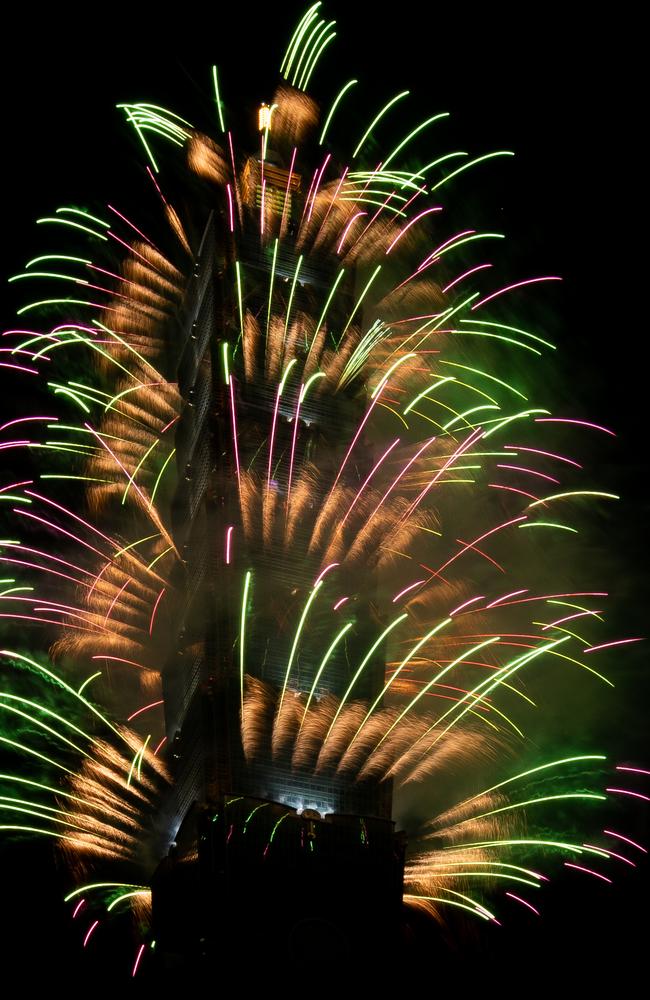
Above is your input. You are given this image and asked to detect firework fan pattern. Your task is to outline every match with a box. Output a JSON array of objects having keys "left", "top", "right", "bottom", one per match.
[{"left": 0, "top": 2, "right": 646, "bottom": 978}]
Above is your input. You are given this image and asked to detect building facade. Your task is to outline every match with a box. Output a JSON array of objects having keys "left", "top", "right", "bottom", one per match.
[{"left": 153, "top": 143, "right": 405, "bottom": 965}]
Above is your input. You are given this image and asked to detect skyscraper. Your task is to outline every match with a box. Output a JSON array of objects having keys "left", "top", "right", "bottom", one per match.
[
  {"left": 1, "top": 6, "right": 638, "bottom": 983},
  {"left": 152, "top": 90, "right": 405, "bottom": 968}
]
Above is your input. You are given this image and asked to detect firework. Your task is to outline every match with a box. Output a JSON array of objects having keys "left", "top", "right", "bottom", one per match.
[{"left": 0, "top": 3, "right": 645, "bottom": 978}]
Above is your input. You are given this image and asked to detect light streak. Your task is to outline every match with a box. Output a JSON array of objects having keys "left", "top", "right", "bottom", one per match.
[
  {"left": 211, "top": 65, "right": 226, "bottom": 132},
  {"left": 229, "top": 378, "right": 241, "bottom": 488},
  {"left": 606, "top": 788, "right": 650, "bottom": 802},
  {"left": 307, "top": 154, "right": 331, "bottom": 221},
  {"left": 234, "top": 261, "right": 244, "bottom": 339},
  {"left": 353, "top": 91, "right": 410, "bottom": 158},
  {"left": 582, "top": 845, "right": 635, "bottom": 867},
  {"left": 382, "top": 113, "right": 451, "bottom": 170},
  {"left": 226, "top": 184, "right": 234, "bottom": 232},
  {"left": 77, "top": 672, "right": 102, "bottom": 696},
  {"left": 127, "top": 701, "right": 163, "bottom": 722},
  {"left": 281, "top": 4, "right": 321, "bottom": 75},
  {"left": 277, "top": 582, "right": 324, "bottom": 717},
  {"left": 403, "top": 894, "right": 490, "bottom": 921},
  {"left": 300, "top": 24, "right": 336, "bottom": 90},
  {"left": 266, "top": 238, "right": 278, "bottom": 338},
  {"left": 267, "top": 358, "right": 297, "bottom": 488},
  {"left": 442, "top": 263, "right": 493, "bottom": 293},
  {"left": 300, "top": 621, "right": 354, "bottom": 729},
  {"left": 349, "top": 617, "right": 452, "bottom": 748},
  {"left": 107, "top": 890, "right": 151, "bottom": 912},
  {"left": 603, "top": 831, "right": 647, "bottom": 854},
  {"left": 314, "top": 563, "right": 339, "bottom": 586},
  {"left": 287, "top": 375, "right": 322, "bottom": 507},
  {"left": 564, "top": 863, "right": 612, "bottom": 884},
  {"left": 320, "top": 80, "right": 357, "bottom": 145},
  {"left": 137, "top": 736, "right": 150, "bottom": 781},
  {"left": 430, "top": 150, "right": 515, "bottom": 192},
  {"left": 148, "top": 588, "right": 166, "bottom": 636},
  {"left": 583, "top": 639, "right": 643, "bottom": 654},
  {"left": 520, "top": 522, "right": 578, "bottom": 533},
  {"left": 132, "top": 943, "right": 146, "bottom": 977},
  {"left": 337, "top": 211, "right": 366, "bottom": 254},
  {"left": 535, "top": 417, "right": 616, "bottom": 436},
  {"left": 505, "top": 893, "right": 540, "bottom": 916},
  {"left": 340, "top": 438, "right": 400, "bottom": 526},
  {"left": 373, "top": 636, "right": 500, "bottom": 753},
  {"left": 283, "top": 255, "right": 303, "bottom": 345},
  {"left": 385, "top": 207, "right": 443, "bottom": 254},
  {"left": 392, "top": 580, "right": 426, "bottom": 603},
  {"left": 240, "top": 572, "right": 252, "bottom": 714},
  {"left": 450, "top": 596, "right": 485, "bottom": 616},
  {"left": 429, "top": 516, "right": 525, "bottom": 581},
  {"left": 83, "top": 920, "right": 100, "bottom": 947},
  {"left": 107, "top": 204, "right": 155, "bottom": 246}
]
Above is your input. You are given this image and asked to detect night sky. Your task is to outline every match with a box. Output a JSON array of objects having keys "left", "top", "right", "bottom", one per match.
[{"left": 1, "top": 3, "right": 646, "bottom": 985}]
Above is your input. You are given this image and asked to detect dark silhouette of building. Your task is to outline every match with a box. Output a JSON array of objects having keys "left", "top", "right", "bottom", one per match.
[{"left": 152, "top": 138, "right": 405, "bottom": 968}]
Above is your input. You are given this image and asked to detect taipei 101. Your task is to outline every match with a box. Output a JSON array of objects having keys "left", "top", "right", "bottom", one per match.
[{"left": 0, "top": 4, "right": 646, "bottom": 986}]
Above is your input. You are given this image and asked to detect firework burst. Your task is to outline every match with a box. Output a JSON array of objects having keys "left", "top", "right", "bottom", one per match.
[{"left": 0, "top": 3, "right": 646, "bottom": 978}]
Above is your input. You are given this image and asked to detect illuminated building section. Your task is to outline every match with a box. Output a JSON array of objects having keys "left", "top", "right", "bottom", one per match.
[{"left": 153, "top": 127, "right": 404, "bottom": 965}]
